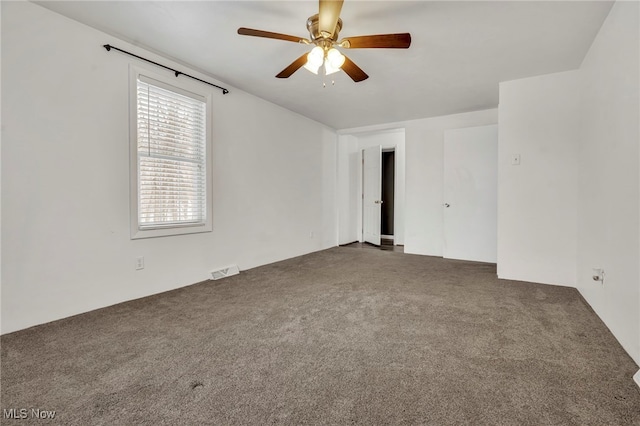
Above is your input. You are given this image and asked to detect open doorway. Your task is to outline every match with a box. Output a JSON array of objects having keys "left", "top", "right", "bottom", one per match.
[
  {"left": 381, "top": 150, "right": 395, "bottom": 246},
  {"left": 336, "top": 128, "right": 405, "bottom": 248},
  {"left": 361, "top": 146, "right": 396, "bottom": 248}
]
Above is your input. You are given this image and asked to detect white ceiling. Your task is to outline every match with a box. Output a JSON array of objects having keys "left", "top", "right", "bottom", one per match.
[{"left": 34, "top": 1, "right": 613, "bottom": 130}]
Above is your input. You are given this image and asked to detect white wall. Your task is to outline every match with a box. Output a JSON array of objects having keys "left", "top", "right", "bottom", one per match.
[
  {"left": 576, "top": 1, "right": 639, "bottom": 365},
  {"left": 336, "top": 134, "right": 360, "bottom": 245},
  {"left": 494, "top": 1, "right": 639, "bottom": 365},
  {"left": 497, "top": 71, "right": 580, "bottom": 286},
  {"left": 0, "top": 2, "right": 3, "bottom": 323},
  {"left": 338, "top": 109, "right": 498, "bottom": 256},
  {"left": 1, "top": 2, "right": 337, "bottom": 334}
]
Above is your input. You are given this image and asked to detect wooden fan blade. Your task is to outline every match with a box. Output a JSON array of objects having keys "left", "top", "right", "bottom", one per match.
[
  {"left": 318, "top": 0, "right": 344, "bottom": 38},
  {"left": 343, "top": 33, "right": 412, "bottom": 49},
  {"left": 238, "top": 27, "right": 303, "bottom": 43},
  {"left": 341, "top": 55, "right": 368, "bottom": 82},
  {"left": 276, "top": 53, "right": 309, "bottom": 78}
]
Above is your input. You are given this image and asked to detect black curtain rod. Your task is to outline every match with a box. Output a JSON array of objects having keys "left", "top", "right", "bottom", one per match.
[{"left": 103, "top": 44, "right": 229, "bottom": 95}]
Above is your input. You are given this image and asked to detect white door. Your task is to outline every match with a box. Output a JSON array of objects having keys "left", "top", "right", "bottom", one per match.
[
  {"left": 363, "top": 145, "right": 382, "bottom": 246},
  {"left": 443, "top": 125, "right": 498, "bottom": 263}
]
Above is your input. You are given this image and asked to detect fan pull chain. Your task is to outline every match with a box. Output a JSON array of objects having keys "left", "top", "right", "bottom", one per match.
[{"left": 320, "top": 72, "right": 335, "bottom": 88}]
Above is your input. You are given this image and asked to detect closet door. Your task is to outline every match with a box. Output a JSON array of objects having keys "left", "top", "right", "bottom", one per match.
[{"left": 443, "top": 125, "right": 498, "bottom": 263}]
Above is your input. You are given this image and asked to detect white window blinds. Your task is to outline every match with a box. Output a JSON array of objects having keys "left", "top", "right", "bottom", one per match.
[{"left": 136, "top": 76, "right": 207, "bottom": 229}]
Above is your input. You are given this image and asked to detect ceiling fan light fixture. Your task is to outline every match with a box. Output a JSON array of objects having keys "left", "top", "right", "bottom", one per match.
[
  {"left": 324, "top": 63, "right": 340, "bottom": 75},
  {"left": 325, "top": 47, "right": 344, "bottom": 70},
  {"left": 304, "top": 46, "right": 324, "bottom": 74},
  {"left": 303, "top": 63, "right": 320, "bottom": 75},
  {"left": 325, "top": 48, "right": 345, "bottom": 75}
]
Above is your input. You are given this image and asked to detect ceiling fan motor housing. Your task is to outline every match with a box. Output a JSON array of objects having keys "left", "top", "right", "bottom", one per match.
[{"left": 307, "top": 14, "right": 342, "bottom": 43}]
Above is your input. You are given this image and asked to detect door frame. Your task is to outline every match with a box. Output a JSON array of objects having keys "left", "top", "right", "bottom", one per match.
[
  {"left": 360, "top": 147, "right": 397, "bottom": 244},
  {"left": 355, "top": 130, "right": 404, "bottom": 245},
  {"left": 336, "top": 128, "right": 405, "bottom": 246}
]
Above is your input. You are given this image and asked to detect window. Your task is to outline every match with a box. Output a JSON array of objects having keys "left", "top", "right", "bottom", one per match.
[{"left": 130, "top": 67, "right": 213, "bottom": 239}]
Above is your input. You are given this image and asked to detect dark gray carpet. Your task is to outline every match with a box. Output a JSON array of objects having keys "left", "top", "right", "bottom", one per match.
[{"left": 2, "top": 247, "right": 639, "bottom": 425}]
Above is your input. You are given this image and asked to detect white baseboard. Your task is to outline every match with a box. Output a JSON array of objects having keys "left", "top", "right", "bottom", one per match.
[{"left": 634, "top": 369, "right": 640, "bottom": 389}]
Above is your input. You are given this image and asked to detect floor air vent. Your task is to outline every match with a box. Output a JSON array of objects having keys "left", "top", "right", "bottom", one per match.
[{"left": 210, "top": 265, "right": 240, "bottom": 280}]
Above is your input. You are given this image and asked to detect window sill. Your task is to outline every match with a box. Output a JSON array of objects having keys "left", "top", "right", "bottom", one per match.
[{"left": 130, "top": 223, "right": 212, "bottom": 240}]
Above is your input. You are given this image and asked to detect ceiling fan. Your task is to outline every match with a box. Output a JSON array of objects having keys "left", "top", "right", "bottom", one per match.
[{"left": 237, "top": 0, "right": 411, "bottom": 82}]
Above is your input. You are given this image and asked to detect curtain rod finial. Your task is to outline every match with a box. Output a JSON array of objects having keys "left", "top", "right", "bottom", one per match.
[{"left": 103, "top": 44, "right": 111, "bottom": 51}]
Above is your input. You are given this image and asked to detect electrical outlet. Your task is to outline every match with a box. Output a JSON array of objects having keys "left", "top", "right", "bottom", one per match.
[
  {"left": 309, "top": 231, "right": 314, "bottom": 239},
  {"left": 136, "top": 256, "right": 144, "bottom": 270}
]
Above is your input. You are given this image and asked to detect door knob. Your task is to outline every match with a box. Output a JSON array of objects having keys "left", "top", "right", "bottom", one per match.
[
  {"left": 374, "top": 200, "right": 384, "bottom": 204},
  {"left": 444, "top": 203, "right": 450, "bottom": 208}
]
